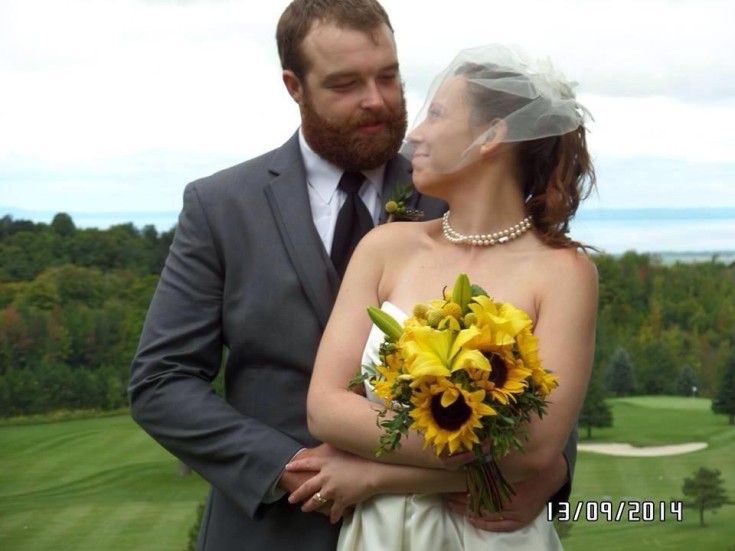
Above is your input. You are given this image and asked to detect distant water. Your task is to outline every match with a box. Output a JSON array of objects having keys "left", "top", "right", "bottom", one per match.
[
  {"left": 571, "top": 207, "right": 735, "bottom": 257},
  {"left": 3, "top": 206, "right": 734, "bottom": 259}
]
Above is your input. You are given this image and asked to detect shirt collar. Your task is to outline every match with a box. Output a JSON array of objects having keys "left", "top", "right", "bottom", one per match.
[{"left": 298, "top": 127, "right": 385, "bottom": 202}]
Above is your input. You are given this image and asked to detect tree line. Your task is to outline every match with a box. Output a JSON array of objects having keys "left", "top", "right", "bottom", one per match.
[
  {"left": 0, "top": 214, "right": 171, "bottom": 415},
  {"left": 593, "top": 252, "right": 735, "bottom": 399},
  {"left": 0, "top": 214, "right": 734, "bottom": 418}
]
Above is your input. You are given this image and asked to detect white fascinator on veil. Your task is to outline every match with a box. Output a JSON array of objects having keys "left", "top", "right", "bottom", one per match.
[{"left": 401, "top": 43, "right": 592, "bottom": 169}]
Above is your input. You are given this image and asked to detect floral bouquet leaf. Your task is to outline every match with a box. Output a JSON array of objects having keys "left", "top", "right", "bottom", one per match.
[{"left": 364, "top": 274, "right": 558, "bottom": 515}]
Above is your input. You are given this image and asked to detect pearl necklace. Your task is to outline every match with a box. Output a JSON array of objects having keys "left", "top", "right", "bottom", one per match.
[{"left": 442, "top": 210, "right": 533, "bottom": 246}]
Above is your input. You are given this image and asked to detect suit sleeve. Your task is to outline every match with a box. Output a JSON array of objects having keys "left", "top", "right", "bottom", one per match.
[
  {"left": 128, "top": 182, "right": 303, "bottom": 518},
  {"left": 549, "top": 426, "right": 577, "bottom": 515}
]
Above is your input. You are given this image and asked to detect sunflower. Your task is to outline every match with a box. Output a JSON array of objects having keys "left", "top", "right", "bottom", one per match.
[
  {"left": 531, "top": 367, "right": 559, "bottom": 398},
  {"left": 516, "top": 326, "right": 558, "bottom": 397},
  {"left": 410, "top": 378, "right": 497, "bottom": 455},
  {"left": 468, "top": 349, "right": 532, "bottom": 404},
  {"left": 371, "top": 362, "right": 404, "bottom": 404}
]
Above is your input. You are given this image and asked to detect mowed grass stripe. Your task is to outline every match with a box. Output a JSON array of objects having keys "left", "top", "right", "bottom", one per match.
[
  {"left": 0, "top": 416, "right": 167, "bottom": 497},
  {"left": 564, "top": 507, "right": 735, "bottom": 551},
  {"left": 113, "top": 501, "right": 201, "bottom": 551},
  {"left": 614, "top": 396, "right": 712, "bottom": 411},
  {"left": 0, "top": 510, "right": 41, "bottom": 550},
  {"left": 1, "top": 415, "right": 208, "bottom": 551},
  {"left": 68, "top": 502, "right": 175, "bottom": 551},
  {"left": 565, "top": 396, "right": 735, "bottom": 550},
  {"left": 11, "top": 503, "right": 96, "bottom": 551},
  {"left": 573, "top": 453, "right": 628, "bottom": 498},
  {"left": 2, "top": 398, "right": 733, "bottom": 550},
  {"left": 7, "top": 462, "right": 207, "bottom": 515},
  {"left": 2, "top": 463, "right": 171, "bottom": 511},
  {"left": 596, "top": 399, "right": 725, "bottom": 446}
]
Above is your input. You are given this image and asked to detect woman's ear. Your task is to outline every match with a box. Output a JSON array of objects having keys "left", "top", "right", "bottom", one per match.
[
  {"left": 478, "top": 119, "right": 507, "bottom": 157},
  {"left": 282, "top": 70, "right": 303, "bottom": 104}
]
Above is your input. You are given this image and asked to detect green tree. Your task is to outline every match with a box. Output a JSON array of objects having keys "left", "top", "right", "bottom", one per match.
[
  {"left": 51, "top": 212, "right": 76, "bottom": 237},
  {"left": 636, "top": 337, "right": 678, "bottom": 395},
  {"left": 604, "top": 346, "right": 637, "bottom": 397},
  {"left": 712, "top": 351, "right": 735, "bottom": 425},
  {"left": 682, "top": 467, "right": 729, "bottom": 526},
  {"left": 676, "top": 363, "right": 699, "bottom": 397},
  {"left": 578, "top": 370, "right": 612, "bottom": 439}
]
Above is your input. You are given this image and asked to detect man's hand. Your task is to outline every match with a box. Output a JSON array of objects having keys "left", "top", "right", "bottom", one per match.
[{"left": 445, "top": 454, "right": 567, "bottom": 532}]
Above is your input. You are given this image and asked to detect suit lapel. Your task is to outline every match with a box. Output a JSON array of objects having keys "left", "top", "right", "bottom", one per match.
[
  {"left": 379, "top": 155, "right": 414, "bottom": 224},
  {"left": 379, "top": 155, "right": 445, "bottom": 223},
  {"left": 264, "top": 143, "right": 438, "bottom": 329},
  {"left": 264, "top": 134, "right": 339, "bottom": 329}
]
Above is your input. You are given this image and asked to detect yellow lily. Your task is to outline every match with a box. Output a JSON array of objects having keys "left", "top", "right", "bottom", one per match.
[
  {"left": 468, "top": 295, "right": 533, "bottom": 347},
  {"left": 400, "top": 325, "right": 490, "bottom": 379}
]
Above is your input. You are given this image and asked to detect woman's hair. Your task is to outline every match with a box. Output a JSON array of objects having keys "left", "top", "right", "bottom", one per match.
[
  {"left": 276, "top": 0, "right": 394, "bottom": 80},
  {"left": 457, "top": 62, "right": 597, "bottom": 250}
]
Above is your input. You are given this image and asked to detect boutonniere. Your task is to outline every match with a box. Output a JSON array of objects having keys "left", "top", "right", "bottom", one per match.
[{"left": 385, "top": 183, "right": 424, "bottom": 222}]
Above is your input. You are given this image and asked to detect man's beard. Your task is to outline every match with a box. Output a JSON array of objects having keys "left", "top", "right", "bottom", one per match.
[{"left": 300, "top": 91, "right": 407, "bottom": 172}]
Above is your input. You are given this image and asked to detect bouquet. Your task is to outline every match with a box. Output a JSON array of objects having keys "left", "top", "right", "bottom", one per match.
[{"left": 359, "top": 273, "right": 558, "bottom": 515}]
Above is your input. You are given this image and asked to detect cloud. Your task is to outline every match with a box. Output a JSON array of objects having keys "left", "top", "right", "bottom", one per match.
[
  {"left": 1, "top": 0, "right": 734, "bottom": 218},
  {"left": 582, "top": 94, "right": 735, "bottom": 163},
  {"left": 582, "top": 156, "right": 735, "bottom": 209},
  {"left": 0, "top": 149, "right": 246, "bottom": 212},
  {"left": 387, "top": 0, "right": 735, "bottom": 101}
]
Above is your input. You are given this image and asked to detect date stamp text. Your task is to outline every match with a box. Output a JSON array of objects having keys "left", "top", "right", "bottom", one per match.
[{"left": 550, "top": 500, "right": 684, "bottom": 523}]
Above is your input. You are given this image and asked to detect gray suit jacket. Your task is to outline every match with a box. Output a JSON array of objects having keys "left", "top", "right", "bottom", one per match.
[{"left": 129, "top": 132, "right": 447, "bottom": 550}]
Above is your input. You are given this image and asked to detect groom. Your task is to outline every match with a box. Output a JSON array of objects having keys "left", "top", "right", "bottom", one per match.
[{"left": 129, "top": 1, "right": 575, "bottom": 549}]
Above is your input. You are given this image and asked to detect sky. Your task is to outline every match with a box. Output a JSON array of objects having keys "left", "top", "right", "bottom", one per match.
[{"left": 1, "top": 0, "right": 735, "bottom": 230}]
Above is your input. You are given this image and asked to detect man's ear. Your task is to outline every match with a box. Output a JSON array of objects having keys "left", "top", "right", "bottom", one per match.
[
  {"left": 478, "top": 119, "right": 507, "bottom": 157},
  {"left": 282, "top": 70, "right": 303, "bottom": 103}
]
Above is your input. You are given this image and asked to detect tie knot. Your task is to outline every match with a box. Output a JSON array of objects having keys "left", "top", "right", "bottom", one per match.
[{"left": 338, "top": 171, "right": 365, "bottom": 195}]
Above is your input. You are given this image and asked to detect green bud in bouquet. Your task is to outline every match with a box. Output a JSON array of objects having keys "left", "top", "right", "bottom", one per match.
[
  {"left": 464, "top": 312, "right": 478, "bottom": 327},
  {"left": 451, "top": 273, "right": 472, "bottom": 314},
  {"left": 412, "top": 303, "right": 429, "bottom": 319},
  {"left": 367, "top": 306, "right": 403, "bottom": 342},
  {"left": 442, "top": 302, "right": 462, "bottom": 320},
  {"left": 425, "top": 308, "right": 445, "bottom": 328}
]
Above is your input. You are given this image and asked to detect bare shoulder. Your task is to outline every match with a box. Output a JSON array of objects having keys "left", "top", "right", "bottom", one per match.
[
  {"left": 359, "top": 220, "right": 432, "bottom": 254},
  {"left": 538, "top": 247, "right": 599, "bottom": 297},
  {"left": 548, "top": 247, "right": 598, "bottom": 279}
]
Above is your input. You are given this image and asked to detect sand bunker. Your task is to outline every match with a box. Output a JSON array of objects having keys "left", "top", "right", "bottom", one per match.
[{"left": 577, "top": 442, "right": 708, "bottom": 457}]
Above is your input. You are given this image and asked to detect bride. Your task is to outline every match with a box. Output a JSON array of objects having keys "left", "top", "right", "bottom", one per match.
[{"left": 286, "top": 44, "right": 598, "bottom": 550}]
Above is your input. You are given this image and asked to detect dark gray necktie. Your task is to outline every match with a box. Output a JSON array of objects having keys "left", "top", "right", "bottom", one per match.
[{"left": 330, "top": 171, "right": 374, "bottom": 278}]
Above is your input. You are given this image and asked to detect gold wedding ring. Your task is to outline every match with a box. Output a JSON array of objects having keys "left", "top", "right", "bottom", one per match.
[{"left": 312, "top": 492, "right": 328, "bottom": 505}]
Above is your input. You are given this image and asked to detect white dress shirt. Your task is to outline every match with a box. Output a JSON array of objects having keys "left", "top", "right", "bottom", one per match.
[
  {"left": 298, "top": 128, "right": 385, "bottom": 253},
  {"left": 263, "top": 130, "right": 386, "bottom": 504}
]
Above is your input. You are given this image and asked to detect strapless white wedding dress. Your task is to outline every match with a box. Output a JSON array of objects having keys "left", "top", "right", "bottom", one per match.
[{"left": 337, "top": 302, "right": 562, "bottom": 551}]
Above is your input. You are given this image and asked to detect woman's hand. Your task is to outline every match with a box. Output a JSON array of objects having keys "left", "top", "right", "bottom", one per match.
[
  {"left": 443, "top": 452, "right": 569, "bottom": 532},
  {"left": 286, "top": 446, "right": 378, "bottom": 523},
  {"left": 436, "top": 440, "right": 492, "bottom": 471}
]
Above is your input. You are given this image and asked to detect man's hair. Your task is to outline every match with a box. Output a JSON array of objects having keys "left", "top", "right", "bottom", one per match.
[{"left": 276, "top": 0, "right": 394, "bottom": 80}]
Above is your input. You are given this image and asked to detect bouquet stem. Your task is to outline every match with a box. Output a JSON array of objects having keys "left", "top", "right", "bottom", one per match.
[{"left": 465, "top": 459, "right": 515, "bottom": 516}]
